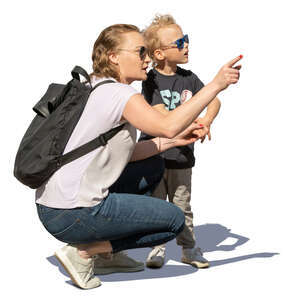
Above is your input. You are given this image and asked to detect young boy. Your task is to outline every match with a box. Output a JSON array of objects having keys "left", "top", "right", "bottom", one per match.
[{"left": 139, "top": 14, "right": 221, "bottom": 269}]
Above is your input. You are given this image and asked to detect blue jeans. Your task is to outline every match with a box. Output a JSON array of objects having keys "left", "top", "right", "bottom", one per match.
[{"left": 37, "top": 155, "right": 185, "bottom": 253}]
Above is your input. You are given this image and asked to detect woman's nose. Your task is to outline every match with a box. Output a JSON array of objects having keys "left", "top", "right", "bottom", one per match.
[{"left": 144, "top": 53, "right": 151, "bottom": 63}]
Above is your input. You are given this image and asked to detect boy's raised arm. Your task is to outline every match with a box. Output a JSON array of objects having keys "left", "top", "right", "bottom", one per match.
[{"left": 196, "top": 97, "right": 221, "bottom": 142}]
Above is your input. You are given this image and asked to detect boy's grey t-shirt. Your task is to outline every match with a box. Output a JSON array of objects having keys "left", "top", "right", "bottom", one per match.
[{"left": 139, "top": 67, "right": 204, "bottom": 169}]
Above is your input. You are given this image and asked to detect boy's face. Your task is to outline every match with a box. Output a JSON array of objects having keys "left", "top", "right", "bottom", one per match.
[{"left": 155, "top": 24, "right": 189, "bottom": 65}]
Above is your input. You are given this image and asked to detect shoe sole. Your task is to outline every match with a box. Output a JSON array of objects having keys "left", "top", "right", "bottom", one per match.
[
  {"left": 181, "top": 258, "right": 210, "bottom": 269},
  {"left": 55, "top": 249, "right": 101, "bottom": 289},
  {"left": 94, "top": 265, "right": 145, "bottom": 275}
]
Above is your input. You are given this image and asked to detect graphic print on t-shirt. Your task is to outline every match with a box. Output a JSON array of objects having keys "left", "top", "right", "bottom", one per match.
[
  {"left": 180, "top": 90, "right": 193, "bottom": 104},
  {"left": 160, "top": 89, "right": 192, "bottom": 110},
  {"left": 139, "top": 67, "right": 204, "bottom": 169},
  {"left": 160, "top": 90, "right": 180, "bottom": 110}
]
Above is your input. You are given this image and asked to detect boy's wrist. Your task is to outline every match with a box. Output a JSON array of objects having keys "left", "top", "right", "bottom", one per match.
[
  {"left": 195, "top": 116, "right": 212, "bottom": 126},
  {"left": 202, "top": 115, "right": 214, "bottom": 125}
]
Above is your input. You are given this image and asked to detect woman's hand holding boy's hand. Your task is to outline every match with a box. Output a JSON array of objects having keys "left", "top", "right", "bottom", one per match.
[
  {"left": 172, "top": 122, "right": 208, "bottom": 147},
  {"left": 212, "top": 55, "right": 243, "bottom": 92},
  {"left": 194, "top": 118, "right": 212, "bottom": 143}
]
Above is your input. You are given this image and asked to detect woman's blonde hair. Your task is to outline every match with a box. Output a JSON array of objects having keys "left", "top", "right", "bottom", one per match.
[
  {"left": 143, "top": 14, "right": 177, "bottom": 63},
  {"left": 91, "top": 24, "right": 140, "bottom": 81}
]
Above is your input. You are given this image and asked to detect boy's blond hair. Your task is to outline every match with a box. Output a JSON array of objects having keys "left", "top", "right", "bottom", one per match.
[{"left": 143, "top": 14, "right": 177, "bottom": 63}]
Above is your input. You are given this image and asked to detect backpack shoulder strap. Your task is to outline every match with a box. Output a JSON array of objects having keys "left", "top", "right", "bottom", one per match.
[
  {"left": 71, "top": 65, "right": 115, "bottom": 90},
  {"left": 91, "top": 79, "right": 115, "bottom": 92},
  {"left": 57, "top": 124, "right": 125, "bottom": 168},
  {"left": 57, "top": 78, "right": 122, "bottom": 168}
]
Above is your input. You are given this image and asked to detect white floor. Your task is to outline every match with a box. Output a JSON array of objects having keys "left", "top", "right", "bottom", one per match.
[
  {"left": 2, "top": 0, "right": 299, "bottom": 299},
  {"left": 4, "top": 139, "right": 297, "bottom": 299}
]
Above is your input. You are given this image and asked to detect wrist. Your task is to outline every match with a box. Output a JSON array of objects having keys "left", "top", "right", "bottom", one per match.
[
  {"left": 208, "top": 80, "right": 224, "bottom": 94},
  {"left": 195, "top": 117, "right": 212, "bottom": 127},
  {"left": 203, "top": 115, "right": 214, "bottom": 125},
  {"left": 160, "top": 137, "right": 177, "bottom": 151}
]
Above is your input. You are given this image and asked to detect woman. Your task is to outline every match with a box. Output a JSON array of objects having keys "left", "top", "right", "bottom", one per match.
[{"left": 36, "top": 24, "right": 241, "bottom": 289}]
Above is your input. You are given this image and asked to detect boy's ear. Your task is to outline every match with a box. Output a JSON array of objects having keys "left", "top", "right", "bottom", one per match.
[
  {"left": 108, "top": 52, "right": 119, "bottom": 65},
  {"left": 153, "top": 49, "right": 165, "bottom": 61}
]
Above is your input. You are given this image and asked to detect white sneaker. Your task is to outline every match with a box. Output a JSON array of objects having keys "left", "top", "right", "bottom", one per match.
[
  {"left": 181, "top": 247, "right": 209, "bottom": 268},
  {"left": 94, "top": 251, "right": 144, "bottom": 275},
  {"left": 146, "top": 245, "right": 166, "bottom": 268},
  {"left": 55, "top": 244, "right": 101, "bottom": 289}
]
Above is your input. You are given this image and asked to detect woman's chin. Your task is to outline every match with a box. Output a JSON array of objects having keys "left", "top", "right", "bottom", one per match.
[
  {"left": 138, "top": 72, "right": 148, "bottom": 81},
  {"left": 129, "top": 72, "right": 148, "bottom": 83},
  {"left": 141, "top": 73, "right": 148, "bottom": 80}
]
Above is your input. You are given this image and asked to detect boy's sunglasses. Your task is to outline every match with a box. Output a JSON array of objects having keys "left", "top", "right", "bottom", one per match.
[
  {"left": 173, "top": 34, "right": 189, "bottom": 49},
  {"left": 162, "top": 34, "right": 189, "bottom": 50},
  {"left": 117, "top": 46, "right": 148, "bottom": 60}
]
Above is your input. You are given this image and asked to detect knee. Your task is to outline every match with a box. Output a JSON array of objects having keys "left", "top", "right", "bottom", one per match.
[
  {"left": 146, "top": 155, "right": 164, "bottom": 178},
  {"left": 155, "top": 155, "right": 165, "bottom": 177},
  {"left": 154, "top": 155, "right": 164, "bottom": 183},
  {"left": 142, "top": 155, "right": 165, "bottom": 186}
]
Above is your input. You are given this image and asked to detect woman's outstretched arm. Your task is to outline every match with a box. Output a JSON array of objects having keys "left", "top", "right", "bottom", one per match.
[{"left": 123, "top": 55, "right": 242, "bottom": 139}]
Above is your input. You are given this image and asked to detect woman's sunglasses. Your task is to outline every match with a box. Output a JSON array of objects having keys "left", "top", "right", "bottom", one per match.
[
  {"left": 138, "top": 46, "right": 148, "bottom": 60},
  {"left": 117, "top": 46, "right": 148, "bottom": 60}
]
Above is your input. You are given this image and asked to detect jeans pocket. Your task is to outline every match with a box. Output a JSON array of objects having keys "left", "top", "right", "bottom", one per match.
[
  {"left": 48, "top": 216, "right": 97, "bottom": 244},
  {"left": 52, "top": 218, "right": 81, "bottom": 241},
  {"left": 37, "top": 205, "right": 91, "bottom": 243},
  {"left": 37, "top": 206, "right": 68, "bottom": 229}
]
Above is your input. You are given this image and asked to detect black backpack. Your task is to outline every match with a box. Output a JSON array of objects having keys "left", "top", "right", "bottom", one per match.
[{"left": 14, "top": 66, "right": 124, "bottom": 189}]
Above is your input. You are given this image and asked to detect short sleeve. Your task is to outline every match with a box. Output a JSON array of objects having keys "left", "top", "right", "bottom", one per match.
[
  {"left": 192, "top": 73, "right": 205, "bottom": 94},
  {"left": 112, "top": 83, "right": 140, "bottom": 123},
  {"left": 142, "top": 76, "right": 164, "bottom": 106},
  {"left": 141, "top": 80, "right": 151, "bottom": 104},
  {"left": 88, "top": 81, "right": 139, "bottom": 130}
]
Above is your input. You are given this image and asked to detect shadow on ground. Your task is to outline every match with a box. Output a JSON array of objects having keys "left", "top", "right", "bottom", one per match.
[{"left": 47, "top": 223, "right": 279, "bottom": 283}]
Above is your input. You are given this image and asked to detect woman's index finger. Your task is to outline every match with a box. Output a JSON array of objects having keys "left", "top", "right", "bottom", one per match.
[{"left": 226, "top": 55, "right": 243, "bottom": 68}]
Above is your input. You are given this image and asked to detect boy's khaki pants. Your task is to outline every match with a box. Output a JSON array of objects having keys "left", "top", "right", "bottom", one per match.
[{"left": 152, "top": 167, "right": 196, "bottom": 249}]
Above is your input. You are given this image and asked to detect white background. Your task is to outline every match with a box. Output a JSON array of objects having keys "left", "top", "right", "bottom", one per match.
[{"left": 1, "top": 0, "right": 299, "bottom": 298}]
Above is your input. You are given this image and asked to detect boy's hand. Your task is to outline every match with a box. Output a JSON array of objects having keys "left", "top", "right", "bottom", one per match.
[
  {"left": 173, "top": 123, "right": 206, "bottom": 147},
  {"left": 194, "top": 118, "right": 212, "bottom": 143},
  {"left": 192, "top": 125, "right": 209, "bottom": 143},
  {"left": 212, "top": 55, "right": 243, "bottom": 91}
]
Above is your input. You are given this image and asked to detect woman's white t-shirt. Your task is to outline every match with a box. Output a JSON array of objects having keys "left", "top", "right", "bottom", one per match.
[{"left": 35, "top": 77, "right": 139, "bottom": 209}]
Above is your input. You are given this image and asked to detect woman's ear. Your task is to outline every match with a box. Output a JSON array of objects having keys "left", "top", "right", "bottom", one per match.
[{"left": 108, "top": 52, "right": 119, "bottom": 65}]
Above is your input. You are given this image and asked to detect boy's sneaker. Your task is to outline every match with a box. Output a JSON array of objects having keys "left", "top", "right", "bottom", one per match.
[
  {"left": 94, "top": 251, "right": 144, "bottom": 275},
  {"left": 55, "top": 244, "right": 101, "bottom": 289},
  {"left": 181, "top": 247, "right": 210, "bottom": 268},
  {"left": 146, "top": 245, "right": 166, "bottom": 268}
]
